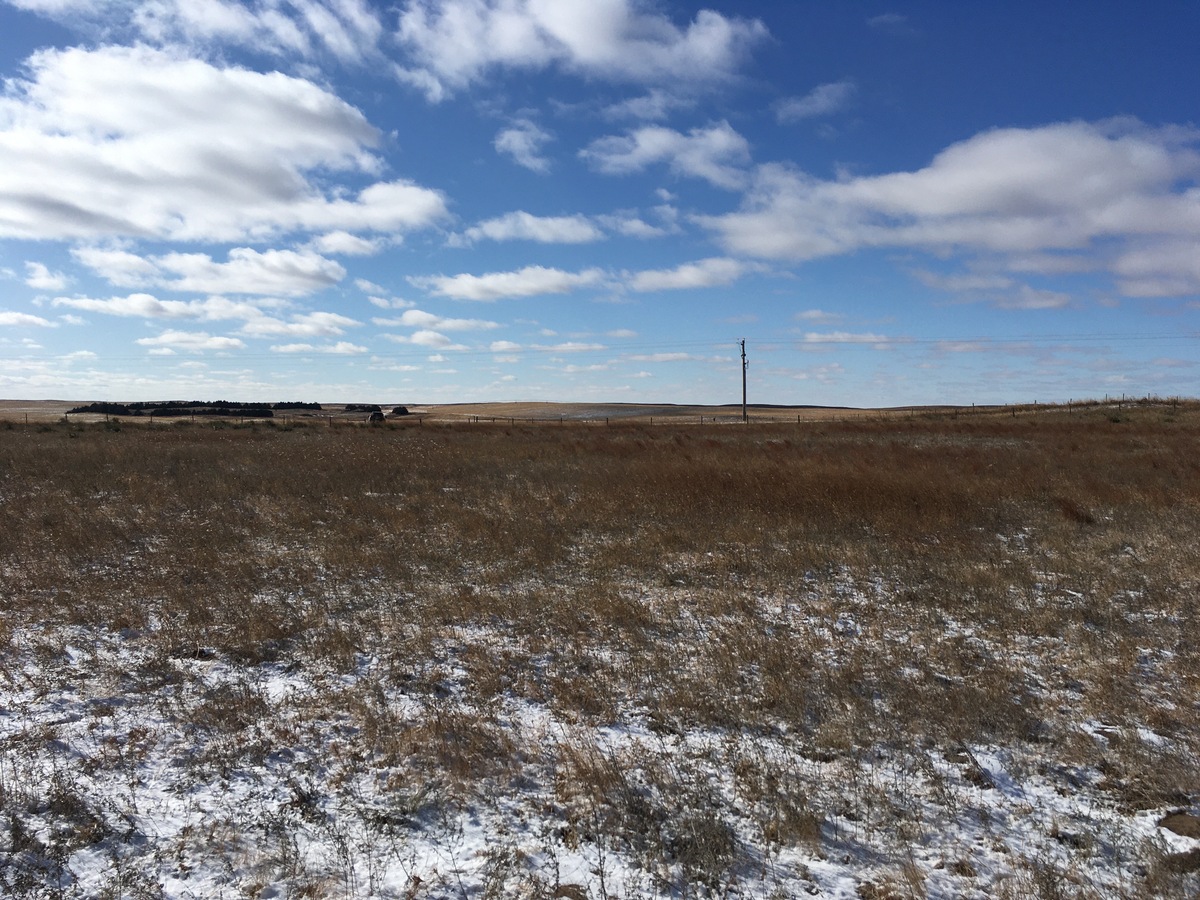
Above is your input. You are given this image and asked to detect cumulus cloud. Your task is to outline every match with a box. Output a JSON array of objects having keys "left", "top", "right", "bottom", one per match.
[
  {"left": 412, "top": 265, "right": 606, "bottom": 300},
  {"left": 135, "top": 330, "right": 246, "bottom": 352},
  {"left": 603, "top": 89, "right": 694, "bottom": 121},
  {"left": 629, "top": 257, "right": 745, "bottom": 292},
  {"left": 912, "top": 270, "right": 1016, "bottom": 292},
  {"left": 0, "top": 310, "right": 54, "bottom": 326},
  {"left": 0, "top": 45, "right": 448, "bottom": 242},
  {"left": 372, "top": 309, "right": 499, "bottom": 331},
  {"left": 309, "top": 231, "right": 387, "bottom": 256},
  {"left": 23, "top": 261, "right": 68, "bottom": 290},
  {"left": 795, "top": 309, "right": 844, "bottom": 324},
  {"left": 384, "top": 329, "right": 465, "bottom": 349},
  {"left": 601, "top": 215, "right": 669, "bottom": 238},
  {"left": 271, "top": 341, "right": 368, "bottom": 354},
  {"left": 994, "top": 285, "right": 1073, "bottom": 310},
  {"left": 626, "top": 352, "right": 697, "bottom": 362},
  {"left": 8, "top": 0, "right": 385, "bottom": 63},
  {"left": 393, "top": 0, "right": 767, "bottom": 101},
  {"left": 72, "top": 247, "right": 345, "bottom": 296},
  {"left": 494, "top": 119, "right": 553, "bottom": 172},
  {"left": 581, "top": 121, "right": 751, "bottom": 189},
  {"left": 238, "top": 311, "right": 359, "bottom": 337},
  {"left": 700, "top": 120, "right": 1200, "bottom": 296},
  {"left": 71, "top": 247, "right": 161, "bottom": 288},
  {"left": 154, "top": 249, "right": 346, "bottom": 296},
  {"left": 1113, "top": 239, "right": 1200, "bottom": 297},
  {"left": 539, "top": 341, "right": 605, "bottom": 353},
  {"left": 461, "top": 211, "right": 604, "bottom": 244},
  {"left": 803, "top": 331, "right": 894, "bottom": 347},
  {"left": 51, "top": 292, "right": 260, "bottom": 321},
  {"left": 776, "top": 80, "right": 856, "bottom": 122},
  {"left": 49, "top": 291, "right": 368, "bottom": 341}
]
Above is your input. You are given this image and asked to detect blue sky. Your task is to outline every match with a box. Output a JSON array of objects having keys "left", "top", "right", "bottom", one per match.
[{"left": 1, "top": 1, "right": 1198, "bottom": 406}]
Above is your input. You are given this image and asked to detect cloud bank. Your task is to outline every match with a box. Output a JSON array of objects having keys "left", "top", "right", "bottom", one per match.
[{"left": 0, "top": 44, "right": 448, "bottom": 242}]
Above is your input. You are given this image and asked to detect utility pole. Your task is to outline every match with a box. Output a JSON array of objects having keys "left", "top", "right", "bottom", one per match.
[{"left": 740, "top": 339, "right": 748, "bottom": 423}]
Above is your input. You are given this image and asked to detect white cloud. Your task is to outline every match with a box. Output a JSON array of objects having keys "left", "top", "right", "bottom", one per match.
[
  {"left": 393, "top": 0, "right": 767, "bottom": 101},
  {"left": 0, "top": 45, "right": 448, "bottom": 242},
  {"left": 73, "top": 247, "right": 346, "bottom": 296},
  {"left": 135, "top": 330, "right": 246, "bottom": 352},
  {"left": 153, "top": 249, "right": 347, "bottom": 296},
  {"left": 1113, "top": 239, "right": 1200, "bottom": 297},
  {"left": 494, "top": 119, "right": 553, "bottom": 172},
  {"left": 52, "top": 292, "right": 260, "bottom": 321},
  {"left": 324, "top": 340, "right": 368, "bottom": 354},
  {"left": 912, "top": 270, "right": 1015, "bottom": 292},
  {"left": 238, "top": 311, "right": 359, "bottom": 337},
  {"left": 995, "top": 286, "right": 1073, "bottom": 310},
  {"left": 0, "top": 310, "right": 54, "bottom": 327},
  {"left": 24, "top": 261, "right": 68, "bottom": 290},
  {"left": 582, "top": 121, "right": 751, "bottom": 189},
  {"left": 700, "top": 120, "right": 1200, "bottom": 297},
  {"left": 602, "top": 215, "right": 668, "bottom": 238},
  {"left": 373, "top": 309, "right": 499, "bottom": 331},
  {"left": 309, "top": 231, "right": 386, "bottom": 256},
  {"left": 795, "top": 309, "right": 843, "bottom": 324},
  {"left": 47, "top": 291, "right": 364, "bottom": 343},
  {"left": 629, "top": 257, "right": 744, "bottom": 292},
  {"left": 462, "top": 211, "right": 604, "bottom": 244},
  {"left": 9, "top": 0, "right": 385, "bottom": 63},
  {"left": 384, "top": 329, "right": 465, "bottom": 349},
  {"left": 413, "top": 265, "right": 606, "bottom": 300},
  {"left": 560, "top": 363, "right": 608, "bottom": 373},
  {"left": 776, "top": 80, "right": 856, "bottom": 122},
  {"left": 803, "top": 331, "right": 894, "bottom": 347},
  {"left": 627, "top": 352, "right": 696, "bottom": 362},
  {"left": 271, "top": 341, "right": 368, "bottom": 354},
  {"left": 490, "top": 340, "right": 522, "bottom": 352},
  {"left": 867, "top": 13, "right": 917, "bottom": 36},
  {"left": 603, "top": 89, "right": 693, "bottom": 121},
  {"left": 271, "top": 343, "right": 318, "bottom": 353},
  {"left": 72, "top": 247, "right": 162, "bottom": 287},
  {"left": 367, "top": 295, "right": 416, "bottom": 310},
  {"left": 540, "top": 341, "right": 605, "bottom": 353}
]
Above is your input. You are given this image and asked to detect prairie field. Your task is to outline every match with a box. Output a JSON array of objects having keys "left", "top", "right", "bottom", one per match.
[{"left": 1, "top": 402, "right": 1199, "bottom": 898}]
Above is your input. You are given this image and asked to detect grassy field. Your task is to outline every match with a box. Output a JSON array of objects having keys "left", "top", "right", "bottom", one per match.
[{"left": 1, "top": 401, "right": 1198, "bottom": 898}]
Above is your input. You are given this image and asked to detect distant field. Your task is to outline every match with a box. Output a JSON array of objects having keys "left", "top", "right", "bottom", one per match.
[
  {"left": 2, "top": 402, "right": 1198, "bottom": 897},
  {"left": 0, "top": 397, "right": 895, "bottom": 424},
  {"left": 0, "top": 396, "right": 1146, "bottom": 425}
]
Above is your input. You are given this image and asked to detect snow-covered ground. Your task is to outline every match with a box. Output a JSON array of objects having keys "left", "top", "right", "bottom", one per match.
[{"left": 4, "top": 573, "right": 1197, "bottom": 899}]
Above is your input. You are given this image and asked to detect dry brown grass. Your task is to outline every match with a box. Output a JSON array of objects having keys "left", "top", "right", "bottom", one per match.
[{"left": 1, "top": 401, "right": 1199, "bottom": 895}]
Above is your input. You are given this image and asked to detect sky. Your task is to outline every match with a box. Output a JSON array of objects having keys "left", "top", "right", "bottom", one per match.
[{"left": 1, "top": 1, "right": 1199, "bottom": 407}]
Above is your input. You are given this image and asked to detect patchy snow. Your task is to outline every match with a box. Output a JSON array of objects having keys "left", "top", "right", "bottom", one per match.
[{"left": 3, "top": 581, "right": 1198, "bottom": 900}]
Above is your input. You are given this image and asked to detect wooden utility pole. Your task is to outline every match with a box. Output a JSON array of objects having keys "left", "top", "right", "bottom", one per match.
[{"left": 740, "top": 339, "right": 748, "bottom": 423}]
